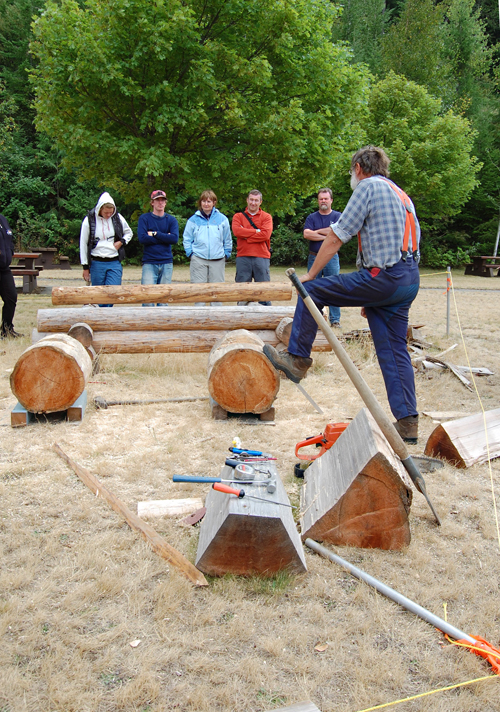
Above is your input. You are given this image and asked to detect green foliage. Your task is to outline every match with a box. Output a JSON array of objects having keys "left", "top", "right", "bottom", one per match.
[
  {"left": 30, "top": 0, "right": 369, "bottom": 214},
  {"left": 268, "top": 224, "right": 308, "bottom": 266},
  {"left": 364, "top": 72, "right": 481, "bottom": 219},
  {"left": 332, "top": 0, "right": 390, "bottom": 75}
]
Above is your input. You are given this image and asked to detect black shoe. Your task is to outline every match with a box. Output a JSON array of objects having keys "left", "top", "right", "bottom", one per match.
[
  {"left": 1, "top": 325, "right": 24, "bottom": 339},
  {"left": 263, "top": 344, "right": 312, "bottom": 383}
]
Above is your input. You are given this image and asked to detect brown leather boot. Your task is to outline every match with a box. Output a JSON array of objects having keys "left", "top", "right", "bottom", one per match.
[
  {"left": 394, "top": 415, "right": 418, "bottom": 444},
  {"left": 263, "top": 344, "right": 312, "bottom": 383}
]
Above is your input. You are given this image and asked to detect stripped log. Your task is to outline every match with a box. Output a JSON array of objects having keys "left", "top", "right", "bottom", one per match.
[
  {"left": 275, "top": 316, "right": 294, "bottom": 346},
  {"left": 300, "top": 409, "right": 413, "bottom": 550},
  {"left": 53, "top": 444, "right": 208, "bottom": 586},
  {"left": 207, "top": 329, "right": 279, "bottom": 414},
  {"left": 52, "top": 282, "right": 292, "bottom": 306},
  {"left": 10, "top": 334, "right": 92, "bottom": 413},
  {"left": 137, "top": 498, "right": 204, "bottom": 518},
  {"left": 424, "top": 407, "right": 500, "bottom": 468},
  {"left": 38, "top": 306, "right": 296, "bottom": 332},
  {"left": 32, "top": 328, "right": 331, "bottom": 353}
]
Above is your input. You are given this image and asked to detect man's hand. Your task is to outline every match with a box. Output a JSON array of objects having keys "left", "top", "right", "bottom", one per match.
[
  {"left": 300, "top": 272, "right": 314, "bottom": 283},
  {"left": 114, "top": 240, "right": 123, "bottom": 250},
  {"left": 82, "top": 268, "right": 90, "bottom": 283},
  {"left": 360, "top": 307, "right": 367, "bottom": 319}
]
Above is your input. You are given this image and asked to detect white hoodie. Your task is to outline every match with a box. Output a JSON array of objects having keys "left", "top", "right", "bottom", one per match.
[{"left": 79, "top": 192, "right": 133, "bottom": 265}]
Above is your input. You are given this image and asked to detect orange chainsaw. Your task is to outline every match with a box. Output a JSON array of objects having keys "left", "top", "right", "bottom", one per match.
[{"left": 295, "top": 422, "right": 349, "bottom": 461}]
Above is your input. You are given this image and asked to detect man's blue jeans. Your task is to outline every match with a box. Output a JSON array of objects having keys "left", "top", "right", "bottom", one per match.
[
  {"left": 90, "top": 259, "right": 122, "bottom": 307},
  {"left": 288, "top": 258, "right": 420, "bottom": 420},
  {"left": 141, "top": 262, "right": 173, "bottom": 306},
  {"left": 307, "top": 253, "right": 341, "bottom": 324}
]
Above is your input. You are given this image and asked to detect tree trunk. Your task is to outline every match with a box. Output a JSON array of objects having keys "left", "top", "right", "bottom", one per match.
[
  {"left": 207, "top": 329, "right": 280, "bottom": 414},
  {"left": 51, "top": 282, "right": 292, "bottom": 306},
  {"left": 10, "top": 334, "right": 92, "bottom": 413},
  {"left": 38, "top": 306, "right": 296, "bottom": 332}
]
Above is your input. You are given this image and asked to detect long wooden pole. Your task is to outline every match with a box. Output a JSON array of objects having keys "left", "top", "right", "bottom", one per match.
[
  {"left": 53, "top": 443, "right": 208, "bottom": 587},
  {"left": 52, "top": 282, "right": 292, "bottom": 306},
  {"left": 285, "top": 268, "right": 441, "bottom": 525}
]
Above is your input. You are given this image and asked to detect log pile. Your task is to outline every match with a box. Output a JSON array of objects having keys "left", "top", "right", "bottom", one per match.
[{"left": 35, "top": 306, "right": 330, "bottom": 354}]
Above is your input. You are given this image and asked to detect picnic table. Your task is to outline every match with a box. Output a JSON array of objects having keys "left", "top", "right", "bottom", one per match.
[
  {"left": 29, "top": 247, "right": 72, "bottom": 270},
  {"left": 464, "top": 255, "right": 500, "bottom": 277},
  {"left": 11, "top": 253, "right": 43, "bottom": 293}
]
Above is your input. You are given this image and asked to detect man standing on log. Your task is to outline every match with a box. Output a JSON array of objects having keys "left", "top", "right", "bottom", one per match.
[
  {"left": 303, "top": 188, "right": 342, "bottom": 328},
  {"left": 0, "top": 213, "right": 22, "bottom": 338},
  {"left": 232, "top": 190, "right": 273, "bottom": 306},
  {"left": 264, "top": 146, "right": 421, "bottom": 443},
  {"left": 138, "top": 190, "right": 179, "bottom": 306}
]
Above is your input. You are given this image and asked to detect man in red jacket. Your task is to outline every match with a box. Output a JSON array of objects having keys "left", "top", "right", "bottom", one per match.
[{"left": 232, "top": 190, "right": 273, "bottom": 305}]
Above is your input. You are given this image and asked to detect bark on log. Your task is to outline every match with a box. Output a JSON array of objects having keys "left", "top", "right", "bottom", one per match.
[
  {"left": 38, "top": 306, "right": 296, "bottom": 332},
  {"left": 424, "top": 407, "right": 500, "bottom": 468},
  {"left": 300, "top": 409, "right": 413, "bottom": 550},
  {"left": 32, "top": 328, "right": 331, "bottom": 353},
  {"left": 10, "top": 334, "right": 92, "bottom": 413},
  {"left": 207, "top": 329, "right": 280, "bottom": 414},
  {"left": 53, "top": 444, "right": 208, "bottom": 587},
  {"left": 275, "top": 316, "right": 294, "bottom": 346},
  {"left": 51, "top": 282, "right": 292, "bottom": 306}
]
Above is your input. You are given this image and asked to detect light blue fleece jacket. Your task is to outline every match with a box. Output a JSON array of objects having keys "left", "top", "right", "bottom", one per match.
[{"left": 183, "top": 208, "right": 232, "bottom": 260}]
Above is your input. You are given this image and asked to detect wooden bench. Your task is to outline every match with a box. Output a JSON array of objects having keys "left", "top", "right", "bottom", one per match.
[
  {"left": 12, "top": 253, "right": 42, "bottom": 293},
  {"left": 464, "top": 255, "right": 500, "bottom": 277},
  {"left": 30, "top": 247, "right": 72, "bottom": 270}
]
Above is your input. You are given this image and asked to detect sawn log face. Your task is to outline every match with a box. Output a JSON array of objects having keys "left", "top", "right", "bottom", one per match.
[{"left": 300, "top": 408, "right": 413, "bottom": 550}]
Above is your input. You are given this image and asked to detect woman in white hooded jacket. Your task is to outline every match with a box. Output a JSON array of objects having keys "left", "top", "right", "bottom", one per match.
[{"left": 80, "top": 192, "right": 133, "bottom": 299}]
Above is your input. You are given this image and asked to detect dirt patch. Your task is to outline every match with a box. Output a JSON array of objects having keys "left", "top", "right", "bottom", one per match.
[{"left": 1, "top": 267, "right": 499, "bottom": 711}]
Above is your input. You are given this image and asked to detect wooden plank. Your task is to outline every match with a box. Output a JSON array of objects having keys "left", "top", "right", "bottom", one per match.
[
  {"left": 422, "top": 411, "right": 472, "bottom": 421},
  {"left": 52, "top": 282, "right": 293, "bottom": 306},
  {"left": 300, "top": 409, "right": 413, "bottom": 550},
  {"left": 137, "top": 498, "right": 204, "bottom": 518},
  {"left": 196, "top": 464, "right": 306, "bottom": 576},
  {"left": 424, "top": 407, "right": 500, "bottom": 468},
  {"left": 266, "top": 702, "right": 321, "bottom": 712},
  {"left": 38, "top": 306, "right": 296, "bottom": 332},
  {"left": 53, "top": 444, "right": 208, "bottom": 587}
]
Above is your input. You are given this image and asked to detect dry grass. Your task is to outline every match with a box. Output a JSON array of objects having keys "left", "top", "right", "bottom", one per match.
[{"left": 0, "top": 266, "right": 499, "bottom": 712}]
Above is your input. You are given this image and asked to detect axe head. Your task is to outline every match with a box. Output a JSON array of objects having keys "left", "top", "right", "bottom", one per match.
[{"left": 94, "top": 396, "right": 108, "bottom": 410}]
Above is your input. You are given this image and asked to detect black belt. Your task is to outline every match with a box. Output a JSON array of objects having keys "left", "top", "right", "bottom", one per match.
[{"left": 91, "top": 256, "right": 119, "bottom": 262}]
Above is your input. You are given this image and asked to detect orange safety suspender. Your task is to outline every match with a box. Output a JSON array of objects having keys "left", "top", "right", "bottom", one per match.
[{"left": 357, "top": 178, "right": 418, "bottom": 263}]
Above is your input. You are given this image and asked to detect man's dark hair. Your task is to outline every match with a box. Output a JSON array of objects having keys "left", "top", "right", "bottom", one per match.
[
  {"left": 317, "top": 188, "right": 333, "bottom": 198},
  {"left": 351, "top": 146, "right": 390, "bottom": 177}
]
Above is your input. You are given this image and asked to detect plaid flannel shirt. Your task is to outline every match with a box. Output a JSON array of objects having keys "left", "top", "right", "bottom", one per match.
[{"left": 331, "top": 176, "right": 420, "bottom": 270}]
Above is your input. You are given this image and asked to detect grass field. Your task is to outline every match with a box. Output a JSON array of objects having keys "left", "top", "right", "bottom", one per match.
[{"left": 0, "top": 266, "right": 499, "bottom": 712}]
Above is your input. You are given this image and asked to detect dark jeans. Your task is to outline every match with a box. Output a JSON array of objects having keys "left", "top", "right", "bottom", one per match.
[
  {"left": 0, "top": 268, "right": 17, "bottom": 329},
  {"left": 235, "top": 256, "right": 271, "bottom": 305},
  {"left": 288, "top": 258, "right": 420, "bottom": 420}
]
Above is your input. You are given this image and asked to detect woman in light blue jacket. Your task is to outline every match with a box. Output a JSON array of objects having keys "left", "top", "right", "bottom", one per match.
[{"left": 183, "top": 190, "right": 232, "bottom": 305}]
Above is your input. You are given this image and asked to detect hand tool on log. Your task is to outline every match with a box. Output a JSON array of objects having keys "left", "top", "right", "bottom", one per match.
[
  {"left": 173, "top": 474, "right": 266, "bottom": 485},
  {"left": 285, "top": 267, "right": 441, "bottom": 525},
  {"left": 306, "top": 539, "right": 500, "bottom": 674},
  {"left": 94, "top": 395, "right": 209, "bottom": 409},
  {"left": 295, "top": 422, "right": 349, "bottom": 461},
  {"left": 229, "top": 447, "right": 276, "bottom": 458},
  {"left": 212, "top": 482, "right": 296, "bottom": 508}
]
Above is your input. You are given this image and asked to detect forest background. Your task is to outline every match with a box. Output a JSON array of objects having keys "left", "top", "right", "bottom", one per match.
[{"left": 1, "top": 0, "right": 499, "bottom": 269}]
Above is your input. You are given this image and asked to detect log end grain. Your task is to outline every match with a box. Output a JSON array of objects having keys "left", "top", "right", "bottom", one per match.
[{"left": 424, "top": 424, "right": 466, "bottom": 468}]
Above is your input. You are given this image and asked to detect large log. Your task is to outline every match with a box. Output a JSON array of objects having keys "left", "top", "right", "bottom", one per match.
[
  {"left": 10, "top": 333, "right": 92, "bottom": 413},
  {"left": 51, "top": 282, "right": 292, "bottom": 306},
  {"left": 37, "top": 306, "right": 296, "bottom": 332},
  {"left": 300, "top": 409, "right": 413, "bottom": 550},
  {"left": 195, "top": 463, "right": 306, "bottom": 576},
  {"left": 207, "top": 329, "right": 279, "bottom": 414},
  {"left": 32, "top": 328, "right": 331, "bottom": 353},
  {"left": 424, "top": 407, "right": 500, "bottom": 468}
]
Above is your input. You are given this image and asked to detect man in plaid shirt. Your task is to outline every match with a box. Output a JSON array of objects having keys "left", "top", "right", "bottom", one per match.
[{"left": 264, "top": 146, "right": 421, "bottom": 443}]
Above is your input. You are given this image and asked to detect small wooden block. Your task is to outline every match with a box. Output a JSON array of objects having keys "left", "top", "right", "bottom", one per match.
[
  {"left": 11, "top": 401, "right": 35, "bottom": 428},
  {"left": 259, "top": 407, "right": 275, "bottom": 421},
  {"left": 267, "top": 703, "right": 320, "bottom": 712},
  {"left": 67, "top": 390, "right": 87, "bottom": 423}
]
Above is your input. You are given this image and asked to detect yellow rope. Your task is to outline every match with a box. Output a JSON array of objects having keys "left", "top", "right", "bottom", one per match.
[
  {"left": 354, "top": 675, "right": 498, "bottom": 712},
  {"left": 448, "top": 272, "right": 500, "bottom": 551}
]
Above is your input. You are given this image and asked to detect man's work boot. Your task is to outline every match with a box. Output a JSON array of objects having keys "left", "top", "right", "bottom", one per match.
[
  {"left": 1, "top": 324, "right": 24, "bottom": 339},
  {"left": 394, "top": 415, "right": 418, "bottom": 444},
  {"left": 263, "top": 344, "right": 312, "bottom": 384}
]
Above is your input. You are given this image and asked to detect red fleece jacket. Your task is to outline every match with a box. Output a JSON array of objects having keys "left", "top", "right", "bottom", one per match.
[{"left": 232, "top": 209, "right": 273, "bottom": 258}]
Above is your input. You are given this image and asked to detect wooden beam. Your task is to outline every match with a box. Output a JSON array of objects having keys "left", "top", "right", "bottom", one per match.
[
  {"left": 424, "top": 407, "right": 500, "bottom": 468},
  {"left": 38, "top": 306, "right": 296, "bottom": 332},
  {"left": 137, "top": 498, "right": 204, "bottom": 518},
  {"left": 53, "top": 444, "right": 208, "bottom": 587},
  {"left": 51, "top": 282, "right": 293, "bottom": 306}
]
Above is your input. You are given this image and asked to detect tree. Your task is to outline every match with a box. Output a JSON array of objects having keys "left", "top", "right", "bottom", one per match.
[
  {"left": 363, "top": 72, "right": 480, "bottom": 220},
  {"left": 332, "top": 0, "right": 391, "bottom": 75},
  {"left": 30, "top": 0, "right": 369, "bottom": 214}
]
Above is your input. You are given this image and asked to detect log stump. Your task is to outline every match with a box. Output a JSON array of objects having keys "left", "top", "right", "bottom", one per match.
[
  {"left": 207, "top": 329, "right": 280, "bottom": 414},
  {"left": 300, "top": 409, "right": 413, "bottom": 550},
  {"left": 10, "top": 334, "right": 92, "bottom": 413},
  {"left": 424, "top": 407, "right": 500, "bottom": 468}
]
